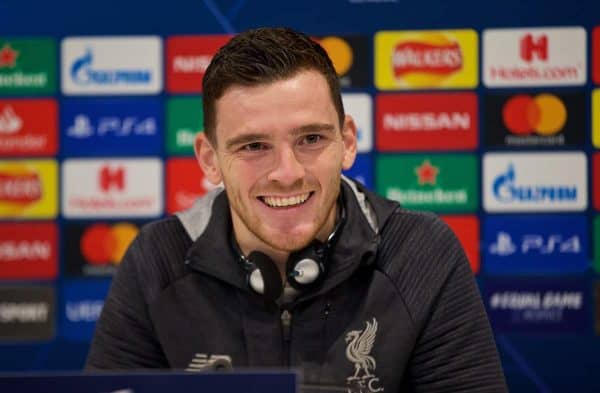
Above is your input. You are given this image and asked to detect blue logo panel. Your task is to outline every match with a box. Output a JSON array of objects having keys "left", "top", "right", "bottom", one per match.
[
  {"left": 60, "top": 279, "right": 110, "bottom": 342},
  {"left": 484, "top": 278, "right": 589, "bottom": 334},
  {"left": 343, "top": 154, "right": 373, "bottom": 190},
  {"left": 484, "top": 215, "right": 588, "bottom": 275},
  {"left": 61, "top": 98, "right": 163, "bottom": 155}
]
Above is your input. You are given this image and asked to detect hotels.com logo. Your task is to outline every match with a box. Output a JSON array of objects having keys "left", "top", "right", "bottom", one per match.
[
  {"left": 0, "top": 170, "right": 41, "bottom": 204},
  {"left": 520, "top": 34, "right": 547, "bottom": 62},
  {"left": 99, "top": 165, "right": 125, "bottom": 193},
  {"left": 392, "top": 39, "right": 462, "bottom": 78},
  {"left": 0, "top": 43, "right": 18, "bottom": 68}
]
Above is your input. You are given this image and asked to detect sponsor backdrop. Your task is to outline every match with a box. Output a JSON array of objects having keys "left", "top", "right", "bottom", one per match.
[{"left": 0, "top": 0, "right": 599, "bottom": 391}]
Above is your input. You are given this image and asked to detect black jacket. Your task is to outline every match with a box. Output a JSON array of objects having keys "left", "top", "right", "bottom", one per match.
[{"left": 86, "top": 177, "right": 508, "bottom": 392}]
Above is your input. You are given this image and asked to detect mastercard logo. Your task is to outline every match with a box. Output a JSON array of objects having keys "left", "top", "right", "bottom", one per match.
[
  {"left": 502, "top": 94, "right": 567, "bottom": 136},
  {"left": 80, "top": 223, "right": 138, "bottom": 265},
  {"left": 319, "top": 36, "right": 353, "bottom": 76}
]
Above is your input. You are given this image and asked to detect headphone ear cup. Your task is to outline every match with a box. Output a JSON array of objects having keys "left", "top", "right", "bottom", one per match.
[
  {"left": 286, "top": 242, "right": 326, "bottom": 291},
  {"left": 247, "top": 251, "right": 283, "bottom": 302}
]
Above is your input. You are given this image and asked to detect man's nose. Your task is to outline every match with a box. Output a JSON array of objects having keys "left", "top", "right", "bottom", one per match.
[{"left": 267, "top": 145, "right": 305, "bottom": 186}]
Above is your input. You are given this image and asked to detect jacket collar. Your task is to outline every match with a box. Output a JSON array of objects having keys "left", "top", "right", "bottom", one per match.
[{"left": 177, "top": 177, "right": 399, "bottom": 302}]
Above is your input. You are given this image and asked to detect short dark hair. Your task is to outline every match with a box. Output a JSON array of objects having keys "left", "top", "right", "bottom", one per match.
[{"left": 202, "top": 27, "right": 344, "bottom": 145}]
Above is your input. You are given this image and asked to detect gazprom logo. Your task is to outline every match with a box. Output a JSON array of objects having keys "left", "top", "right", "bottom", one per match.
[
  {"left": 493, "top": 163, "right": 577, "bottom": 203},
  {"left": 70, "top": 48, "right": 151, "bottom": 86},
  {"left": 483, "top": 152, "right": 587, "bottom": 212},
  {"left": 61, "top": 36, "right": 162, "bottom": 95}
]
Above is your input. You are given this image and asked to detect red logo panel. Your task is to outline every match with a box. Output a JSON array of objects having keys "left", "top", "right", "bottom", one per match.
[
  {"left": 0, "top": 223, "right": 57, "bottom": 279},
  {"left": 166, "top": 35, "right": 232, "bottom": 93},
  {"left": 440, "top": 215, "right": 480, "bottom": 274},
  {"left": 594, "top": 27, "right": 600, "bottom": 85},
  {"left": 376, "top": 92, "right": 478, "bottom": 151},
  {"left": 0, "top": 99, "right": 57, "bottom": 156},
  {"left": 594, "top": 153, "right": 600, "bottom": 211},
  {"left": 166, "top": 158, "right": 216, "bottom": 213}
]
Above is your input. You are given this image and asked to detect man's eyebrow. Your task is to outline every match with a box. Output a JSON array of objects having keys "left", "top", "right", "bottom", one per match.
[
  {"left": 293, "top": 123, "right": 336, "bottom": 135},
  {"left": 225, "top": 133, "right": 270, "bottom": 150}
]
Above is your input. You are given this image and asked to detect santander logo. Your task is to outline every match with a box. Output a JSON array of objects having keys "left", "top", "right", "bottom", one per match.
[{"left": 0, "top": 106, "right": 23, "bottom": 134}]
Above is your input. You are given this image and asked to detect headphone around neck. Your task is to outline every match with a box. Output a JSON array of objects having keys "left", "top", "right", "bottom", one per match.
[{"left": 233, "top": 197, "right": 346, "bottom": 303}]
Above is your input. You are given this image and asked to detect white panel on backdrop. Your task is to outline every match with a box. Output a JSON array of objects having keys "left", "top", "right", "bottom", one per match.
[
  {"left": 483, "top": 27, "right": 586, "bottom": 87},
  {"left": 61, "top": 36, "right": 163, "bottom": 95},
  {"left": 342, "top": 93, "right": 372, "bottom": 153},
  {"left": 62, "top": 158, "right": 163, "bottom": 218},
  {"left": 483, "top": 152, "right": 587, "bottom": 212}
]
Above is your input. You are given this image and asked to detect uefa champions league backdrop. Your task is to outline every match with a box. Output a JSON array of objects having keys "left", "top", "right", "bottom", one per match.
[{"left": 1, "top": 0, "right": 600, "bottom": 391}]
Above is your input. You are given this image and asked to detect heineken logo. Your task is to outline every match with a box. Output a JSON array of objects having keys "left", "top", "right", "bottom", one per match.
[
  {"left": 0, "top": 44, "right": 19, "bottom": 68},
  {"left": 376, "top": 154, "right": 477, "bottom": 212}
]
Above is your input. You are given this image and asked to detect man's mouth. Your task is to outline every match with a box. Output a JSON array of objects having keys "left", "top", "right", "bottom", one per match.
[{"left": 259, "top": 192, "right": 313, "bottom": 208}]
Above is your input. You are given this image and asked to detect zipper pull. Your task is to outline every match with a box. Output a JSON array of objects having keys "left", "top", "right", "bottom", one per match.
[{"left": 281, "top": 309, "right": 292, "bottom": 341}]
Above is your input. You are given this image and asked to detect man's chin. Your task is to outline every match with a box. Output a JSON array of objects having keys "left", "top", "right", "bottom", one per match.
[{"left": 262, "top": 229, "right": 316, "bottom": 253}]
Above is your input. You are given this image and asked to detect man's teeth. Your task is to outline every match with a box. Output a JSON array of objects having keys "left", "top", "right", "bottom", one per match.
[{"left": 262, "top": 193, "right": 310, "bottom": 207}]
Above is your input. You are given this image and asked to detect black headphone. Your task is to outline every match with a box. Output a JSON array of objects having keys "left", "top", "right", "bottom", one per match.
[{"left": 233, "top": 198, "right": 346, "bottom": 302}]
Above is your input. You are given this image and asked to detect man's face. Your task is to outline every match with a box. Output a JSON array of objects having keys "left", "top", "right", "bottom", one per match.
[{"left": 196, "top": 69, "right": 357, "bottom": 255}]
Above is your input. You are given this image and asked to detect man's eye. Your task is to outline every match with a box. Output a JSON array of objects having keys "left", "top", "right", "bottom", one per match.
[
  {"left": 242, "top": 142, "right": 266, "bottom": 151},
  {"left": 302, "top": 134, "right": 322, "bottom": 144}
]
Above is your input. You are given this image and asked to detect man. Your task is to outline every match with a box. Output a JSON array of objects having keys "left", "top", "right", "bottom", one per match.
[{"left": 87, "top": 27, "right": 507, "bottom": 392}]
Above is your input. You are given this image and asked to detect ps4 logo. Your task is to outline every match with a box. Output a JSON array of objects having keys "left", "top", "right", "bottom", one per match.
[
  {"left": 70, "top": 48, "right": 152, "bottom": 86},
  {"left": 67, "top": 114, "right": 157, "bottom": 138},
  {"left": 489, "top": 231, "right": 581, "bottom": 256}
]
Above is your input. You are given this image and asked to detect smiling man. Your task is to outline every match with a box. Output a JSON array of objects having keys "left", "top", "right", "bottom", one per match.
[{"left": 87, "top": 27, "right": 507, "bottom": 392}]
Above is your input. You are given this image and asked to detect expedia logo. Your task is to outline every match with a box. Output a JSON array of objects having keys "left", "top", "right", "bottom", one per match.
[
  {"left": 0, "top": 171, "right": 42, "bottom": 204},
  {"left": 392, "top": 40, "right": 462, "bottom": 77},
  {"left": 0, "top": 44, "right": 18, "bottom": 68}
]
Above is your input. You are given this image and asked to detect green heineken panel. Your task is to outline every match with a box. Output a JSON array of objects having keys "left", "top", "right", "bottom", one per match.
[
  {"left": 0, "top": 38, "right": 56, "bottom": 95},
  {"left": 376, "top": 153, "right": 478, "bottom": 213},
  {"left": 595, "top": 216, "right": 600, "bottom": 273},
  {"left": 166, "top": 96, "right": 203, "bottom": 155}
]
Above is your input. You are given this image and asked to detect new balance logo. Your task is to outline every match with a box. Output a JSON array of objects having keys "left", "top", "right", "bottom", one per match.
[{"left": 185, "top": 353, "right": 232, "bottom": 372}]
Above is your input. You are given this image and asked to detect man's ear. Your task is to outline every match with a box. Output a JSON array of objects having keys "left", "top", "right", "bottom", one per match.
[
  {"left": 194, "top": 132, "right": 222, "bottom": 185},
  {"left": 341, "top": 114, "right": 358, "bottom": 170}
]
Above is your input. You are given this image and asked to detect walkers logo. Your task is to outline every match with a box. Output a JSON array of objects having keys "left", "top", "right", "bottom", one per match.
[
  {"left": 167, "top": 97, "right": 203, "bottom": 155},
  {"left": 60, "top": 279, "right": 110, "bottom": 341},
  {"left": 62, "top": 158, "right": 163, "bottom": 218},
  {"left": 0, "top": 286, "right": 55, "bottom": 340},
  {"left": 485, "top": 279, "right": 588, "bottom": 333},
  {"left": 594, "top": 217, "right": 600, "bottom": 273},
  {"left": 166, "top": 158, "right": 219, "bottom": 213},
  {"left": 0, "top": 160, "right": 57, "bottom": 218},
  {"left": 0, "top": 99, "right": 58, "bottom": 156},
  {"left": 0, "top": 223, "right": 57, "bottom": 280},
  {"left": 318, "top": 35, "right": 369, "bottom": 88},
  {"left": 64, "top": 222, "right": 140, "bottom": 276},
  {"left": 61, "top": 98, "right": 162, "bottom": 156},
  {"left": 61, "top": 36, "right": 162, "bottom": 95},
  {"left": 483, "top": 27, "right": 586, "bottom": 87},
  {"left": 343, "top": 93, "right": 372, "bottom": 153},
  {"left": 166, "top": 35, "right": 231, "bottom": 93},
  {"left": 483, "top": 152, "right": 587, "bottom": 212},
  {"left": 485, "top": 92, "right": 585, "bottom": 147},
  {"left": 440, "top": 215, "right": 479, "bottom": 273},
  {"left": 376, "top": 154, "right": 477, "bottom": 212},
  {"left": 343, "top": 155, "right": 373, "bottom": 190},
  {"left": 376, "top": 92, "right": 477, "bottom": 151},
  {"left": 593, "top": 91, "right": 600, "bottom": 148},
  {"left": 374, "top": 30, "right": 478, "bottom": 90},
  {"left": 484, "top": 215, "right": 588, "bottom": 275},
  {"left": 0, "top": 38, "right": 56, "bottom": 94}
]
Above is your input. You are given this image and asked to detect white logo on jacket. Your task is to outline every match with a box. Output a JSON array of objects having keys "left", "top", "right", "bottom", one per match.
[
  {"left": 345, "top": 318, "right": 384, "bottom": 392},
  {"left": 185, "top": 353, "right": 232, "bottom": 372}
]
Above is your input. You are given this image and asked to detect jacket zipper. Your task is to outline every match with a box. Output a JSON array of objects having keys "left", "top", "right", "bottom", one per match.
[{"left": 280, "top": 308, "right": 292, "bottom": 367}]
